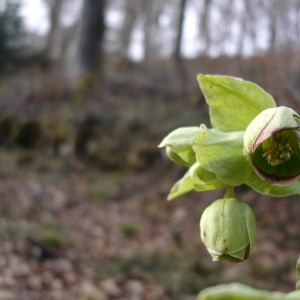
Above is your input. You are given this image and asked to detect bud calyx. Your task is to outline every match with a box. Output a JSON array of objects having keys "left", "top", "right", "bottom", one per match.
[{"left": 200, "top": 197, "right": 256, "bottom": 263}]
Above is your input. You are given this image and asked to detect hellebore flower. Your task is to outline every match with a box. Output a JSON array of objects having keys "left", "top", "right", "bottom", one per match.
[
  {"left": 243, "top": 106, "right": 300, "bottom": 185},
  {"left": 200, "top": 198, "right": 256, "bottom": 263}
]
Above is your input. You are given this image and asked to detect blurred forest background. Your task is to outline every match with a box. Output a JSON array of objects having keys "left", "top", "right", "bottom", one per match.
[{"left": 1, "top": 0, "right": 300, "bottom": 299}]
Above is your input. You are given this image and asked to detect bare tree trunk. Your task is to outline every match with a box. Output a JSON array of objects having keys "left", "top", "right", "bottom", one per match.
[
  {"left": 218, "top": 0, "right": 234, "bottom": 54},
  {"left": 142, "top": 0, "right": 163, "bottom": 61},
  {"left": 143, "top": 0, "right": 154, "bottom": 61},
  {"left": 65, "top": 0, "right": 106, "bottom": 88},
  {"left": 236, "top": 0, "right": 246, "bottom": 56},
  {"left": 173, "top": 0, "right": 187, "bottom": 64},
  {"left": 269, "top": 9, "right": 277, "bottom": 53},
  {"left": 78, "top": 0, "right": 105, "bottom": 75},
  {"left": 44, "top": 0, "right": 64, "bottom": 63},
  {"left": 120, "top": 0, "right": 138, "bottom": 58},
  {"left": 268, "top": 0, "right": 289, "bottom": 53},
  {"left": 244, "top": 0, "right": 257, "bottom": 53},
  {"left": 200, "top": 0, "right": 212, "bottom": 55}
]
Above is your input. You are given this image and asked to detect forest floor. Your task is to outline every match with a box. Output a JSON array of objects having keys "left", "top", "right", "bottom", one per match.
[{"left": 0, "top": 56, "right": 300, "bottom": 300}]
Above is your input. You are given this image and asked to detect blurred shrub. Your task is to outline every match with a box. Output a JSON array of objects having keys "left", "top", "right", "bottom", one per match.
[
  {"left": 0, "top": 1, "right": 26, "bottom": 71},
  {"left": 15, "top": 120, "right": 43, "bottom": 149},
  {"left": 37, "top": 222, "right": 71, "bottom": 249},
  {"left": 119, "top": 222, "right": 140, "bottom": 237},
  {"left": 0, "top": 116, "right": 19, "bottom": 148}
]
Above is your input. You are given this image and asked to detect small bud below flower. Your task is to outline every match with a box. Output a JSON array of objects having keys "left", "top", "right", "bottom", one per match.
[{"left": 200, "top": 198, "right": 256, "bottom": 263}]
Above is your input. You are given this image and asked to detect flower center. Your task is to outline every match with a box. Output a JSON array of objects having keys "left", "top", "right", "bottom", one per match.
[{"left": 261, "top": 131, "right": 294, "bottom": 166}]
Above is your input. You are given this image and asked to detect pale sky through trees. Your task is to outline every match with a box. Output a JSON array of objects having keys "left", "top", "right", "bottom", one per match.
[
  {"left": 18, "top": 0, "right": 203, "bottom": 60},
  {"left": 20, "top": 0, "right": 49, "bottom": 34},
  {"left": 20, "top": 0, "right": 82, "bottom": 35},
  {"left": 16, "top": 0, "right": 300, "bottom": 61}
]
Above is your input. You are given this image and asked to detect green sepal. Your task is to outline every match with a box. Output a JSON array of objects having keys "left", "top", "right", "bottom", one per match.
[
  {"left": 192, "top": 128, "right": 252, "bottom": 186},
  {"left": 192, "top": 163, "right": 227, "bottom": 192},
  {"left": 159, "top": 126, "right": 203, "bottom": 166},
  {"left": 165, "top": 147, "right": 194, "bottom": 167},
  {"left": 167, "top": 163, "right": 226, "bottom": 200},
  {"left": 197, "top": 283, "right": 300, "bottom": 300},
  {"left": 167, "top": 167, "right": 194, "bottom": 200},
  {"left": 245, "top": 170, "right": 300, "bottom": 196},
  {"left": 197, "top": 74, "right": 276, "bottom": 132}
]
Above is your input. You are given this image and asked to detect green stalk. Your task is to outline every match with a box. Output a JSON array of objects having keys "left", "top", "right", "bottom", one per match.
[
  {"left": 224, "top": 186, "right": 235, "bottom": 198},
  {"left": 296, "top": 254, "right": 300, "bottom": 290}
]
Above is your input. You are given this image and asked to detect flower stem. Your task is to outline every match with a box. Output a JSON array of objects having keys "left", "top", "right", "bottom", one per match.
[
  {"left": 296, "top": 254, "right": 300, "bottom": 290},
  {"left": 224, "top": 186, "right": 235, "bottom": 198}
]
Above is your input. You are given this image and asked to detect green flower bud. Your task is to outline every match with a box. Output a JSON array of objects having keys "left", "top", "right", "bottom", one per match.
[
  {"left": 243, "top": 106, "right": 300, "bottom": 185},
  {"left": 200, "top": 198, "right": 256, "bottom": 263}
]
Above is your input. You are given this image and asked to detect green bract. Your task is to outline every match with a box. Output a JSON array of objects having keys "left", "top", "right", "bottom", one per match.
[
  {"left": 243, "top": 106, "right": 300, "bottom": 185},
  {"left": 197, "top": 74, "right": 276, "bottom": 132},
  {"left": 200, "top": 198, "right": 256, "bottom": 263},
  {"left": 191, "top": 128, "right": 251, "bottom": 186}
]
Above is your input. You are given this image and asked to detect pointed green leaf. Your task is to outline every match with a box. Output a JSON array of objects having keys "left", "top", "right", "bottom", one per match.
[
  {"left": 197, "top": 74, "right": 276, "bottom": 132},
  {"left": 192, "top": 129, "right": 252, "bottom": 185}
]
